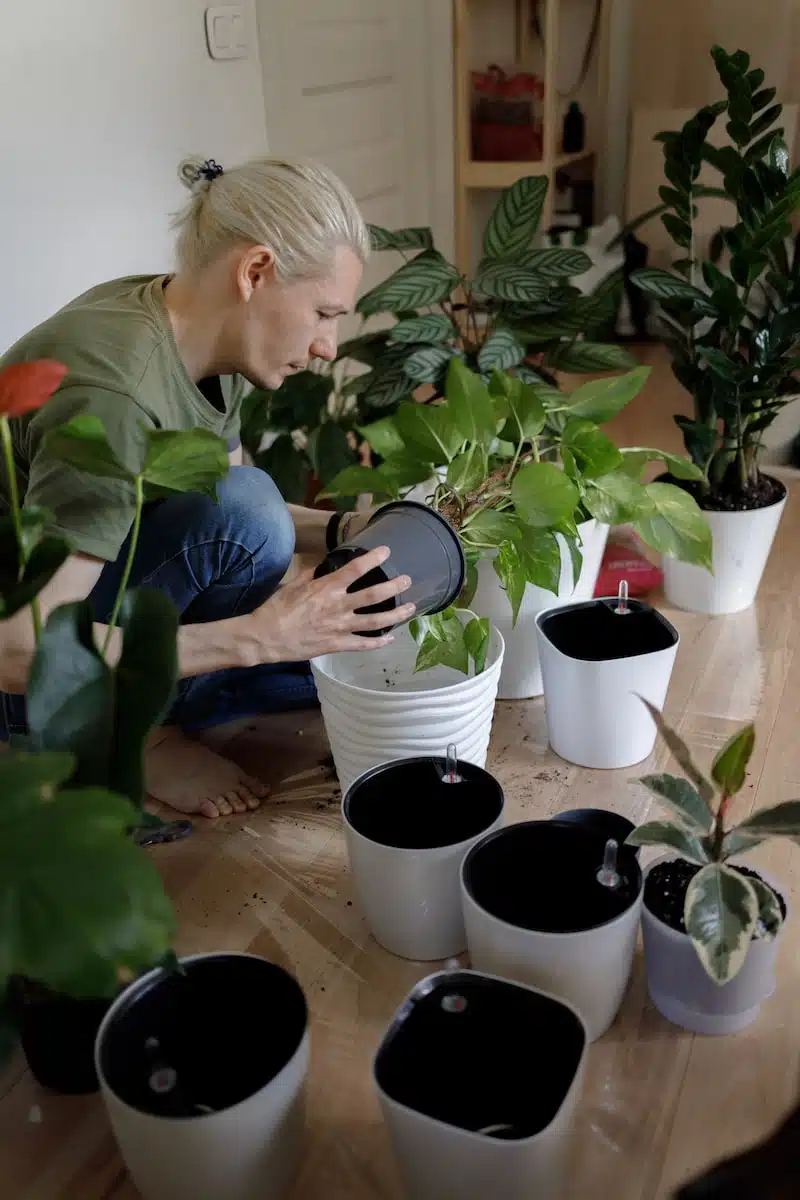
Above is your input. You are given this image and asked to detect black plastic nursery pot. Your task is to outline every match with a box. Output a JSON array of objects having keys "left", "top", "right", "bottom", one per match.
[
  {"left": 550, "top": 808, "right": 640, "bottom": 862},
  {"left": 96, "top": 955, "right": 308, "bottom": 1119},
  {"left": 374, "top": 969, "right": 586, "bottom": 1139},
  {"left": 463, "top": 821, "right": 642, "bottom": 935},
  {"left": 9, "top": 978, "right": 113, "bottom": 1095},
  {"left": 344, "top": 756, "right": 505, "bottom": 851},
  {"left": 314, "top": 500, "right": 466, "bottom": 636},
  {"left": 537, "top": 596, "right": 678, "bottom": 662}
]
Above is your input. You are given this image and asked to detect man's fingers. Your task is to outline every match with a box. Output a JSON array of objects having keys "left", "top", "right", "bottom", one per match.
[
  {"left": 333, "top": 545, "right": 392, "bottom": 587},
  {"left": 346, "top": 602, "right": 416, "bottom": 633},
  {"left": 350, "top": 575, "right": 412, "bottom": 610}
]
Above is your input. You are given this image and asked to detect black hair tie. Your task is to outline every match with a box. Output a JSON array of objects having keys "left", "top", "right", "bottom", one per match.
[{"left": 197, "top": 159, "right": 224, "bottom": 183}]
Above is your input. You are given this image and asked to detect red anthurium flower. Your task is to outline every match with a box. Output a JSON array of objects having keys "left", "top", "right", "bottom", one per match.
[{"left": 0, "top": 360, "right": 68, "bottom": 417}]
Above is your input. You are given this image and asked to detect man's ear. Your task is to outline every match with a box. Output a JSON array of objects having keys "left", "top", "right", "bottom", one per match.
[{"left": 235, "top": 245, "right": 276, "bottom": 302}]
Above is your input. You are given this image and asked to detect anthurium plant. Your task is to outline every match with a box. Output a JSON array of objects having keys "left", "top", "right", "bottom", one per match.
[
  {"left": 629, "top": 46, "right": 800, "bottom": 508},
  {"left": 321, "top": 358, "right": 712, "bottom": 674},
  {"left": 627, "top": 698, "right": 797, "bottom": 985},
  {"left": 0, "top": 361, "right": 230, "bottom": 1059}
]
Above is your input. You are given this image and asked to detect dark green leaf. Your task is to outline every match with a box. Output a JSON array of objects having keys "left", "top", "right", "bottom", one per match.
[
  {"left": 360, "top": 358, "right": 418, "bottom": 410},
  {"left": 477, "top": 328, "right": 527, "bottom": 373},
  {"left": 545, "top": 342, "right": 636, "bottom": 373},
  {"left": 0, "top": 783, "right": 175, "bottom": 997},
  {"left": 356, "top": 251, "right": 460, "bottom": 317},
  {"left": 561, "top": 419, "right": 622, "bottom": 479},
  {"left": 336, "top": 331, "right": 392, "bottom": 367},
  {"left": 475, "top": 262, "right": 551, "bottom": 303},
  {"left": 581, "top": 472, "right": 652, "bottom": 525},
  {"left": 317, "top": 465, "right": 397, "bottom": 502},
  {"left": 564, "top": 366, "right": 652, "bottom": 423},
  {"left": 746, "top": 69, "right": 766, "bottom": 94},
  {"left": 625, "top": 820, "right": 711, "bottom": 865},
  {"left": 447, "top": 444, "right": 488, "bottom": 493},
  {"left": 0, "top": 519, "right": 70, "bottom": 619},
  {"left": 749, "top": 104, "right": 783, "bottom": 142},
  {"left": 312, "top": 422, "right": 356, "bottom": 486},
  {"left": 445, "top": 359, "right": 498, "bottom": 446},
  {"left": 389, "top": 314, "right": 454, "bottom": 344},
  {"left": 256, "top": 435, "right": 310, "bottom": 504},
  {"left": 633, "top": 481, "right": 713, "bottom": 569},
  {"left": 461, "top": 509, "right": 519, "bottom": 548},
  {"left": 0, "top": 749, "right": 77, "bottom": 820},
  {"left": 483, "top": 175, "right": 549, "bottom": 260},
  {"left": 518, "top": 526, "right": 561, "bottom": 593},
  {"left": 521, "top": 247, "right": 592, "bottom": 278},
  {"left": 411, "top": 610, "right": 470, "bottom": 675},
  {"left": 661, "top": 213, "right": 692, "bottom": 249},
  {"left": 404, "top": 344, "right": 455, "bottom": 384},
  {"left": 43, "top": 414, "right": 136, "bottom": 480},
  {"left": 262, "top": 370, "right": 331, "bottom": 430},
  {"left": 630, "top": 269, "right": 718, "bottom": 314},
  {"left": 504, "top": 381, "right": 546, "bottom": 442},
  {"left": 395, "top": 400, "right": 463, "bottom": 464},
  {"left": 464, "top": 617, "right": 491, "bottom": 675},
  {"left": 711, "top": 723, "right": 755, "bottom": 795},
  {"left": 637, "top": 772, "right": 715, "bottom": 834},
  {"left": 493, "top": 541, "right": 527, "bottom": 625},
  {"left": 378, "top": 454, "right": 434, "bottom": 492},
  {"left": 141, "top": 429, "right": 229, "bottom": 500},
  {"left": 635, "top": 695, "right": 716, "bottom": 804},
  {"left": 619, "top": 448, "right": 704, "bottom": 482},
  {"left": 511, "top": 462, "right": 579, "bottom": 528},
  {"left": 357, "top": 416, "right": 406, "bottom": 460},
  {"left": 684, "top": 864, "right": 758, "bottom": 985},
  {"left": 368, "top": 225, "right": 434, "bottom": 252}
]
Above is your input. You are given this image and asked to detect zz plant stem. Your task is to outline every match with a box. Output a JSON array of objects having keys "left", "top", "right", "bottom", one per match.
[
  {"left": 0, "top": 415, "right": 42, "bottom": 642},
  {"left": 103, "top": 474, "right": 144, "bottom": 655}
]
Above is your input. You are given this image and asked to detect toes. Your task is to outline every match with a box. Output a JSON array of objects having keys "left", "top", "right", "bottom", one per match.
[
  {"left": 242, "top": 774, "right": 269, "bottom": 798},
  {"left": 215, "top": 794, "right": 234, "bottom": 817},
  {"left": 226, "top": 789, "right": 248, "bottom": 815},
  {"left": 199, "top": 798, "right": 220, "bottom": 819},
  {"left": 242, "top": 788, "right": 264, "bottom": 811}
]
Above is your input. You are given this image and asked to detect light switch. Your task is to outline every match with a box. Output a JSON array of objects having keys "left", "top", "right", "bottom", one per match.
[{"left": 205, "top": 6, "right": 248, "bottom": 60}]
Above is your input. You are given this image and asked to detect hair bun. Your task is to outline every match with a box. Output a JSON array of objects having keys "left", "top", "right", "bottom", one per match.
[{"left": 178, "top": 156, "right": 224, "bottom": 195}]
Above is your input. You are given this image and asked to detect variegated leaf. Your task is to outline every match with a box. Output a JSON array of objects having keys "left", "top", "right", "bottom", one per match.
[
  {"left": 637, "top": 772, "right": 715, "bottom": 834},
  {"left": 749, "top": 876, "right": 784, "bottom": 941},
  {"left": 730, "top": 799, "right": 800, "bottom": 839},
  {"left": 625, "top": 820, "right": 711, "bottom": 864},
  {"left": 684, "top": 864, "right": 759, "bottom": 986},
  {"left": 635, "top": 696, "right": 716, "bottom": 804}
]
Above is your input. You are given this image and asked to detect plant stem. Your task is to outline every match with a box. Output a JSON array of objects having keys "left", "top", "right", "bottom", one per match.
[
  {"left": 103, "top": 474, "right": 144, "bottom": 656},
  {"left": 0, "top": 416, "right": 42, "bottom": 641}
]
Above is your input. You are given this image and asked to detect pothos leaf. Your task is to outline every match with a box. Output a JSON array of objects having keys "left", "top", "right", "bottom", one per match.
[
  {"left": 493, "top": 541, "right": 527, "bottom": 626},
  {"left": 464, "top": 617, "right": 491, "bottom": 674}
]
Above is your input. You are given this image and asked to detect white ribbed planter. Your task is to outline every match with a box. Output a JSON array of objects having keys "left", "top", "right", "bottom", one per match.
[
  {"left": 311, "top": 615, "right": 504, "bottom": 793},
  {"left": 663, "top": 483, "right": 787, "bottom": 615},
  {"left": 472, "top": 519, "right": 609, "bottom": 699},
  {"left": 94, "top": 954, "right": 308, "bottom": 1200},
  {"left": 374, "top": 969, "right": 587, "bottom": 1200},
  {"left": 642, "top": 857, "right": 785, "bottom": 1036}
]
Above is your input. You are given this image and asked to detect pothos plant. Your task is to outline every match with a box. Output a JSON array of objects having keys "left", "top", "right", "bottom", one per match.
[
  {"left": 626, "top": 698, "right": 798, "bottom": 986},
  {"left": 629, "top": 45, "right": 800, "bottom": 507},
  {"left": 321, "top": 358, "right": 712, "bottom": 674},
  {"left": 0, "top": 360, "right": 230, "bottom": 1059}
]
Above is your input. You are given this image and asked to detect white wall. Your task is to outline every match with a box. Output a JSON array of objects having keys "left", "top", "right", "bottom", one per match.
[{"left": 1, "top": 0, "right": 268, "bottom": 349}]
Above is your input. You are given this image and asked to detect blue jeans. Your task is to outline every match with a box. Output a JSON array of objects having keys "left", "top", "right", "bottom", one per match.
[{"left": 0, "top": 467, "right": 318, "bottom": 740}]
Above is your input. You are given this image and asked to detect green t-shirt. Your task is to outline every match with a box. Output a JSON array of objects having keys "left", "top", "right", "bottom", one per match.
[{"left": 0, "top": 274, "right": 245, "bottom": 560}]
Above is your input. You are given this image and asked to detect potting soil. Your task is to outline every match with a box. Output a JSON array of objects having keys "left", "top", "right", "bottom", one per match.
[{"left": 645, "top": 858, "right": 787, "bottom": 935}]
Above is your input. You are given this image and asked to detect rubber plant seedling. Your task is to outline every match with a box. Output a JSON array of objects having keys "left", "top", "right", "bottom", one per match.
[{"left": 626, "top": 698, "right": 799, "bottom": 985}]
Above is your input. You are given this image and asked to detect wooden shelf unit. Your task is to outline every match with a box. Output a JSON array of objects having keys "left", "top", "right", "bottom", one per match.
[{"left": 453, "top": 0, "right": 611, "bottom": 272}]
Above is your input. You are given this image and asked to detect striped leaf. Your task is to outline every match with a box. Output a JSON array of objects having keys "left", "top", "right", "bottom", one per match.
[
  {"left": 545, "top": 341, "right": 636, "bottom": 372},
  {"left": 477, "top": 328, "right": 527, "bottom": 373},
  {"left": 522, "top": 247, "right": 592, "bottom": 279},
  {"left": 389, "top": 314, "right": 454, "bottom": 344},
  {"left": 684, "top": 864, "right": 759, "bottom": 985},
  {"left": 475, "top": 262, "right": 551, "bottom": 303},
  {"left": 483, "top": 175, "right": 549, "bottom": 260},
  {"left": 403, "top": 344, "right": 455, "bottom": 384},
  {"left": 357, "top": 251, "right": 460, "bottom": 317},
  {"left": 360, "top": 360, "right": 417, "bottom": 410},
  {"left": 368, "top": 225, "right": 434, "bottom": 252}
]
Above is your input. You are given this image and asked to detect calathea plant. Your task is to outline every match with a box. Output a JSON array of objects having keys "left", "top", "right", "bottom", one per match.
[
  {"left": 0, "top": 360, "right": 229, "bottom": 1058},
  {"left": 630, "top": 45, "right": 800, "bottom": 507},
  {"left": 321, "top": 358, "right": 712, "bottom": 674},
  {"left": 627, "top": 699, "right": 798, "bottom": 985},
  {"left": 340, "top": 174, "right": 633, "bottom": 412}
]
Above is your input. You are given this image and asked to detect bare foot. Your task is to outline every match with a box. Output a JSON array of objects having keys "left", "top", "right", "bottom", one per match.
[{"left": 145, "top": 727, "right": 269, "bottom": 819}]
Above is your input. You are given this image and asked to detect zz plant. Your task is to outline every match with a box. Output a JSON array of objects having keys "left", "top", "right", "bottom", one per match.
[
  {"left": 630, "top": 45, "right": 800, "bottom": 506},
  {"left": 627, "top": 699, "right": 797, "bottom": 986},
  {"left": 321, "top": 358, "right": 712, "bottom": 675},
  {"left": 0, "top": 361, "right": 230, "bottom": 1058}
]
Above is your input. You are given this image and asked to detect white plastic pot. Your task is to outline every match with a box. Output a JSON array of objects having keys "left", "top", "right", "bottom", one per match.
[
  {"left": 472, "top": 519, "right": 609, "bottom": 699},
  {"left": 342, "top": 757, "right": 505, "bottom": 961},
  {"left": 311, "top": 615, "right": 504, "bottom": 793},
  {"left": 535, "top": 596, "right": 680, "bottom": 770},
  {"left": 662, "top": 484, "right": 787, "bottom": 615},
  {"left": 641, "top": 858, "right": 785, "bottom": 1036},
  {"left": 374, "top": 969, "right": 588, "bottom": 1200},
  {"left": 95, "top": 954, "right": 309, "bottom": 1200},
  {"left": 461, "top": 822, "right": 643, "bottom": 1042}
]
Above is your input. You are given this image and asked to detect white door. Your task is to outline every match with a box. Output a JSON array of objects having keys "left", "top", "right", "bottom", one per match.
[{"left": 255, "top": 0, "right": 454, "bottom": 305}]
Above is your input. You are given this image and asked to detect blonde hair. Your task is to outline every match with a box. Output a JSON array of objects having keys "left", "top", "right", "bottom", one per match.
[{"left": 173, "top": 155, "right": 370, "bottom": 279}]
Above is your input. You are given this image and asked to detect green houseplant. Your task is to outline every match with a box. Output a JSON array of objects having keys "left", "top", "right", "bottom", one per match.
[
  {"left": 242, "top": 173, "right": 633, "bottom": 507},
  {"left": 0, "top": 360, "right": 230, "bottom": 1090},
  {"left": 627, "top": 698, "right": 797, "bottom": 1033},
  {"left": 629, "top": 45, "right": 800, "bottom": 614},
  {"left": 321, "top": 358, "right": 712, "bottom": 680}
]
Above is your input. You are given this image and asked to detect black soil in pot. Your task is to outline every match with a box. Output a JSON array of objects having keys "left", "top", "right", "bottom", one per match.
[
  {"left": 538, "top": 597, "right": 678, "bottom": 661},
  {"left": 645, "top": 858, "right": 787, "bottom": 935},
  {"left": 374, "top": 971, "right": 585, "bottom": 1138},
  {"left": 8, "top": 977, "right": 113, "bottom": 1095},
  {"left": 98, "top": 956, "right": 307, "bottom": 1118},
  {"left": 463, "top": 822, "right": 642, "bottom": 934},
  {"left": 655, "top": 471, "right": 786, "bottom": 514},
  {"left": 345, "top": 757, "right": 504, "bottom": 851}
]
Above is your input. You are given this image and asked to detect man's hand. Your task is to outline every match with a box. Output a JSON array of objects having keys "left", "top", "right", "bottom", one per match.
[{"left": 248, "top": 545, "right": 414, "bottom": 662}]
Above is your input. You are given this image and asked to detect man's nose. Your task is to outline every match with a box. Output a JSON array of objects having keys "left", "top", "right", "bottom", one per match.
[{"left": 311, "top": 334, "right": 337, "bottom": 362}]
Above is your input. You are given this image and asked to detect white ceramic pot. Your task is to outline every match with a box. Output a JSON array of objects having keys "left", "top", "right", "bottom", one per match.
[
  {"left": 535, "top": 596, "right": 680, "bottom": 770},
  {"left": 374, "top": 969, "right": 588, "bottom": 1200},
  {"left": 311, "top": 615, "right": 504, "bottom": 793},
  {"left": 471, "top": 519, "right": 609, "bottom": 699},
  {"left": 95, "top": 954, "right": 309, "bottom": 1200},
  {"left": 342, "top": 757, "right": 505, "bottom": 960},
  {"left": 662, "top": 484, "right": 787, "bottom": 615},
  {"left": 461, "top": 822, "right": 644, "bottom": 1042},
  {"left": 641, "top": 858, "right": 785, "bottom": 1036}
]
